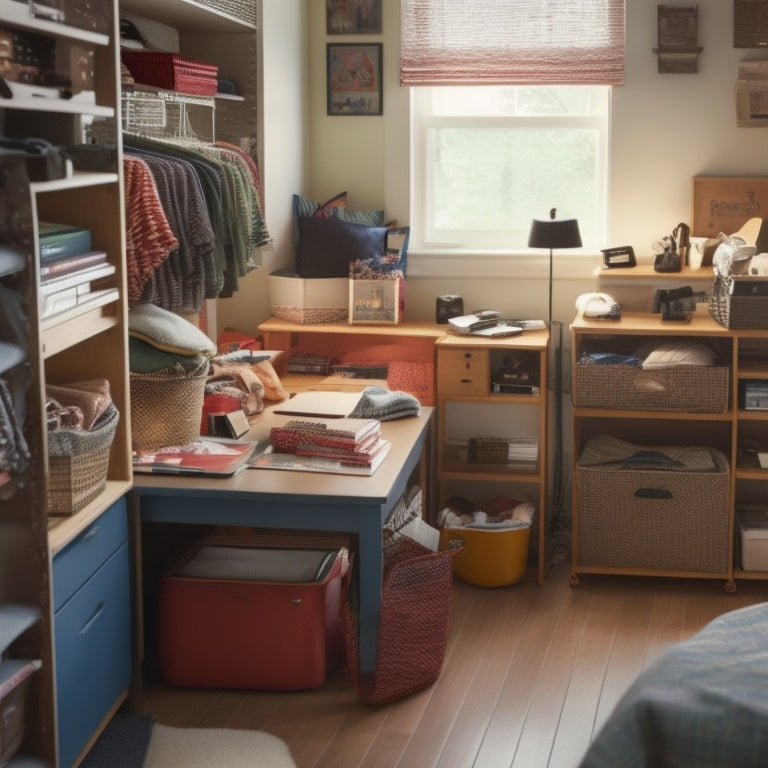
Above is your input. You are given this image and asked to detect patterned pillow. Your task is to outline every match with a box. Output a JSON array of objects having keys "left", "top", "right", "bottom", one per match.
[
  {"left": 296, "top": 215, "right": 388, "bottom": 278},
  {"left": 333, "top": 206, "right": 386, "bottom": 229}
]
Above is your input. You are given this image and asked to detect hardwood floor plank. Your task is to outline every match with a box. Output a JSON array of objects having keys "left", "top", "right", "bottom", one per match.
[{"left": 131, "top": 565, "right": 768, "bottom": 768}]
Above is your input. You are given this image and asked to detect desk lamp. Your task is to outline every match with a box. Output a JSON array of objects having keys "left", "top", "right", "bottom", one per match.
[
  {"left": 527, "top": 208, "right": 581, "bottom": 539},
  {"left": 527, "top": 207, "right": 582, "bottom": 329}
]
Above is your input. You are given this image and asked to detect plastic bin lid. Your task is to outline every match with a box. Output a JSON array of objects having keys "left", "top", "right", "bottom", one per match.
[{"left": 173, "top": 545, "right": 339, "bottom": 583}]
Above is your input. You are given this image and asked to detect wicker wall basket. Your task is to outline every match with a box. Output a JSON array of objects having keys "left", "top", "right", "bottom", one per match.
[
  {"left": 47, "top": 404, "right": 119, "bottom": 516},
  {"left": 195, "top": 0, "right": 258, "bottom": 27},
  {"left": 130, "top": 362, "right": 208, "bottom": 452},
  {"left": 576, "top": 448, "right": 730, "bottom": 573},
  {"left": 573, "top": 363, "right": 729, "bottom": 412},
  {"left": 710, "top": 273, "right": 768, "bottom": 329}
]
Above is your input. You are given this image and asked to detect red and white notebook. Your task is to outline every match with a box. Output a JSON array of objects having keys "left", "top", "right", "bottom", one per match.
[{"left": 270, "top": 418, "right": 381, "bottom": 454}]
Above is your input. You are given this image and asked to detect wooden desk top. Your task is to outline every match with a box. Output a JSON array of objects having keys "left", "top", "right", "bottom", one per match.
[
  {"left": 259, "top": 316, "right": 446, "bottom": 338},
  {"left": 132, "top": 405, "right": 433, "bottom": 506}
]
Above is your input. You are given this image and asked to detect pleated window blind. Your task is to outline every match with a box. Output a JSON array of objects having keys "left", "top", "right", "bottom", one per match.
[{"left": 400, "top": 0, "right": 625, "bottom": 86}]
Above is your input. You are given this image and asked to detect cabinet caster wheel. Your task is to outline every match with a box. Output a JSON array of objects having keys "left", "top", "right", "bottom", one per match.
[
  {"left": 569, "top": 574, "right": 580, "bottom": 588},
  {"left": 724, "top": 580, "right": 736, "bottom": 594}
]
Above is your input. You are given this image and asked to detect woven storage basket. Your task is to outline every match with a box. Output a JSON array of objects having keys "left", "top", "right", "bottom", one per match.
[
  {"left": 576, "top": 447, "right": 730, "bottom": 573},
  {"left": 47, "top": 403, "right": 119, "bottom": 515},
  {"left": 195, "top": 0, "right": 258, "bottom": 27},
  {"left": 573, "top": 362, "right": 729, "bottom": 412},
  {"left": 272, "top": 305, "right": 349, "bottom": 324},
  {"left": 710, "top": 272, "right": 768, "bottom": 329},
  {"left": 120, "top": 51, "right": 218, "bottom": 96},
  {"left": 344, "top": 537, "right": 459, "bottom": 706},
  {"left": 130, "top": 361, "right": 208, "bottom": 451}
]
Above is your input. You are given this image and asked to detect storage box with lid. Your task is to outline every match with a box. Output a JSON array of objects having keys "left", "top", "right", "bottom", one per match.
[
  {"left": 269, "top": 269, "right": 348, "bottom": 324},
  {"left": 120, "top": 50, "right": 219, "bottom": 96},
  {"left": 736, "top": 508, "right": 768, "bottom": 571},
  {"left": 157, "top": 535, "right": 350, "bottom": 690},
  {"left": 576, "top": 437, "right": 730, "bottom": 573}
]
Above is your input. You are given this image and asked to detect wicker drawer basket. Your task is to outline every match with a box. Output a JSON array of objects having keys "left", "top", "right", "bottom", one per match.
[
  {"left": 576, "top": 447, "right": 730, "bottom": 573},
  {"left": 572, "top": 362, "right": 729, "bottom": 412},
  {"left": 47, "top": 404, "right": 119, "bottom": 515}
]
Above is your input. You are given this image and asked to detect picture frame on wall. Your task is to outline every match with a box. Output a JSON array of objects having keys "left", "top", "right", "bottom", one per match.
[
  {"left": 734, "top": 0, "right": 768, "bottom": 48},
  {"left": 349, "top": 278, "right": 400, "bottom": 324},
  {"left": 327, "top": 43, "right": 382, "bottom": 116},
  {"left": 327, "top": 0, "right": 382, "bottom": 35}
]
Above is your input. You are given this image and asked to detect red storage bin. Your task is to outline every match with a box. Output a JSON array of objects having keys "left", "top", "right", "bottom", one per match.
[
  {"left": 157, "top": 535, "right": 350, "bottom": 690},
  {"left": 120, "top": 50, "right": 219, "bottom": 96}
]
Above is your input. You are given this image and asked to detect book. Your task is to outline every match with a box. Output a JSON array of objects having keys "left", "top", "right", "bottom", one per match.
[
  {"left": 270, "top": 418, "right": 381, "bottom": 454},
  {"left": 40, "top": 287, "right": 119, "bottom": 327},
  {"left": 40, "top": 262, "right": 115, "bottom": 296},
  {"left": 40, "top": 250, "right": 108, "bottom": 279},
  {"left": 38, "top": 222, "right": 92, "bottom": 263},
  {"left": 132, "top": 439, "right": 259, "bottom": 477},
  {"left": 249, "top": 439, "right": 391, "bottom": 476},
  {"left": 272, "top": 390, "right": 363, "bottom": 418},
  {"left": 295, "top": 436, "right": 389, "bottom": 464}
]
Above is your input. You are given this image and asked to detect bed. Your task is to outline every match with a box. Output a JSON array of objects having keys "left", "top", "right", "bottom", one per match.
[{"left": 578, "top": 602, "right": 768, "bottom": 768}]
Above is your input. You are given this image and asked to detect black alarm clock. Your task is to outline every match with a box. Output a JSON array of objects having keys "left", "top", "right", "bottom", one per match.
[{"left": 436, "top": 295, "right": 464, "bottom": 324}]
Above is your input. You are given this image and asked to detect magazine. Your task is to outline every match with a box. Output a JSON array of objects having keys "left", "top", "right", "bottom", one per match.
[
  {"left": 132, "top": 439, "right": 260, "bottom": 477},
  {"left": 249, "top": 440, "right": 391, "bottom": 476}
]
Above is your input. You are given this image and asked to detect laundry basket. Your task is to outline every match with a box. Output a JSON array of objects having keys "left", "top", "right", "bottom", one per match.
[{"left": 344, "top": 537, "right": 459, "bottom": 706}]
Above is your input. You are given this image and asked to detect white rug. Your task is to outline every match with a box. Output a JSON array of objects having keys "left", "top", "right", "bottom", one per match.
[{"left": 144, "top": 725, "right": 298, "bottom": 768}]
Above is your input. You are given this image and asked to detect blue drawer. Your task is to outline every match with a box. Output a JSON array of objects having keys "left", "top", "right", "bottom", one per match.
[
  {"left": 53, "top": 497, "right": 128, "bottom": 612},
  {"left": 55, "top": 542, "right": 131, "bottom": 768}
]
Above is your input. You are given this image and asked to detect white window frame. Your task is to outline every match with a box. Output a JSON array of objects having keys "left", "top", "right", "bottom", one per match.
[{"left": 409, "top": 85, "right": 611, "bottom": 257}]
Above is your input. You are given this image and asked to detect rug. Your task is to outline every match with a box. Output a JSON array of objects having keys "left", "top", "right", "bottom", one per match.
[{"left": 81, "top": 713, "right": 298, "bottom": 768}]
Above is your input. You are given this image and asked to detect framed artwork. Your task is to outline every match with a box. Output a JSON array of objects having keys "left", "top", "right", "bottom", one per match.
[
  {"left": 734, "top": 0, "right": 768, "bottom": 48},
  {"left": 327, "top": 43, "right": 382, "bottom": 116},
  {"left": 349, "top": 278, "right": 400, "bottom": 324},
  {"left": 653, "top": 5, "right": 702, "bottom": 74},
  {"left": 327, "top": 0, "right": 382, "bottom": 35}
]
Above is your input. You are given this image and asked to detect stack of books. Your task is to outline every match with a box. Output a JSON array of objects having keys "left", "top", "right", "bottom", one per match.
[
  {"left": 258, "top": 417, "right": 391, "bottom": 475},
  {"left": 38, "top": 223, "right": 118, "bottom": 321}
]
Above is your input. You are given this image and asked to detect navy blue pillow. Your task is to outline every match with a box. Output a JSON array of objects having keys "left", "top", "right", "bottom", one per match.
[{"left": 296, "top": 215, "right": 388, "bottom": 278}]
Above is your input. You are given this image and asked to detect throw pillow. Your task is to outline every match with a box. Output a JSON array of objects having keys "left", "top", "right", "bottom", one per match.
[
  {"left": 296, "top": 215, "right": 388, "bottom": 278},
  {"left": 291, "top": 191, "right": 347, "bottom": 253}
]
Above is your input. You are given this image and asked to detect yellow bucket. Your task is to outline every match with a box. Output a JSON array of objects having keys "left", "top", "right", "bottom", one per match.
[{"left": 439, "top": 525, "right": 531, "bottom": 587}]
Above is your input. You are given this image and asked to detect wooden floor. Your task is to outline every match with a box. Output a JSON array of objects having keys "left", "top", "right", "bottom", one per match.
[{"left": 132, "top": 561, "right": 768, "bottom": 768}]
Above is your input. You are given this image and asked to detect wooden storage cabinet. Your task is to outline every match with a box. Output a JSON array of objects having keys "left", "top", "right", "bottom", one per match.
[
  {"left": 435, "top": 331, "right": 549, "bottom": 584},
  {"left": 570, "top": 311, "right": 737, "bottom": 589},
  {"left": 52, "top": 498, "right": 131, "bottom": 768},
  {"left": 0, "top": 0, "right": 132, "bottom": 764}
]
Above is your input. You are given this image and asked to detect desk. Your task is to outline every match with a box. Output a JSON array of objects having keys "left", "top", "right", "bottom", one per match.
[{"left": 132, "top": 407, "right": 432, "bottom": 675}]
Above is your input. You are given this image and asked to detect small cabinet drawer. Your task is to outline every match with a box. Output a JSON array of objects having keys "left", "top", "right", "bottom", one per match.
[
  {"left": 437, "top": 349, "right": 490, "bottom": 395},
  {"left": 52, "top": 497, "right": 128, "bottom": 612}
]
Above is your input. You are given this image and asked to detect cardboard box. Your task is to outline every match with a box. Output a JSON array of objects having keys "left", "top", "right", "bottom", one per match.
[
  {"left": 737, "top": 508, "right": 768, "bottom": 571},
  {"left": 157, "top": 535, "right": 349, "bottom": 690},
  {"left": 692, "top": 176, "right": 768, "bottom": 238},
  {"left": 269, "top": 269, "right": 348, "bottom": 324}
]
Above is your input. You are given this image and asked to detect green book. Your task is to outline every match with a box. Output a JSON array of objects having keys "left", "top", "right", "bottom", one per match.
[{"left": 38, "top": 222, "right": 92, "bottom": 264}]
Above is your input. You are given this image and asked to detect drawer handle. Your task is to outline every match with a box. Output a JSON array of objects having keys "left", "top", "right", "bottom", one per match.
[
  {"left": 634, "top": 488, "right": 672, "bottom": 499},
  {"left": 83, "top": 525, "right": 100, "bottom": 542},
  {"left": 80, "top": 601, "right": 105, "bottom": 635},
  {"left": 460, "top": 378, "right": 472, "bottom": 383}
]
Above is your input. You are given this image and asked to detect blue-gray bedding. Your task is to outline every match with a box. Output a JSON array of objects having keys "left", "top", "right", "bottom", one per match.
[{"left": 579, "top": 602, "right": 768, "bottom": 768}]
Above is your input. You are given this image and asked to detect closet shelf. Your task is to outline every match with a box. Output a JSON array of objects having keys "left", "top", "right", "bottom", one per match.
[
  {"left": 0, "top": 605, "right": 42, "bottom": 656},
  {"left": 120, "top": 0, "right": 258, "bottom": 33},
  {"left": 41, "top": 299, "right": 120, "bottom": 359},
  {"left": 30, "top": 172, "right": 120, "bottom": 195},
  {"left": 0, "top": 98, "right": 115, "bottom": 119},
  {"left": 0, "top": 0, "right": 109, "bottom": 45}
]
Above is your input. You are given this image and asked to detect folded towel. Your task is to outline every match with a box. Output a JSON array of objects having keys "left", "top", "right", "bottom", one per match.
[{"left": 348, "top": 385, "right": 421, "bottom": 421}]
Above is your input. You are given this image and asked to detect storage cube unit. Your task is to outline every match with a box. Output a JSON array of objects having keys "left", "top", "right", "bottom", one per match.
[
  {"left": 575, "top": 448, "right": 730, "bottom": 574},
  {"left": 157, "top": 536, "right": 350, "bottom": 690},
  {"left": 737, "top": 508, "right": 768, "bottom": 571}
]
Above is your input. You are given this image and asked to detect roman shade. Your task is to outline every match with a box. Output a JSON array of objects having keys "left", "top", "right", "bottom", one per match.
[{"left": 400, "top": 0, "right": 625, "bottom": 86}]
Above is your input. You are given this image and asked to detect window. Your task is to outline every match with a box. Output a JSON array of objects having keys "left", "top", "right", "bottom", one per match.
[{"left": 410, "top": 85, "right": 610, "bottom": 252}]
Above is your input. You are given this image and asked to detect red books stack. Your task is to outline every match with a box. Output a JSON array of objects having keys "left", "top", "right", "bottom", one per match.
[{"left": 270, "top": 418, "right": 386, "bottom": 468}]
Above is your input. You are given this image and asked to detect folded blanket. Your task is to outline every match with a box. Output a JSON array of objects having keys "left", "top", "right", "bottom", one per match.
[{"left": 348, "top": 385, "right": 421, "bottom": 421}]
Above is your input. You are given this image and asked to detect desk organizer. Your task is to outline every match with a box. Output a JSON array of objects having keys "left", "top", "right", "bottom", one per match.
[
  {"left": 344, "top": 537, "right": 458, "bottom": 705},
  {"left": 47, "top": 403, "right": 119, "bottom": 515},
  {"left": 576, "top": 447, "right": 730, "bottom": 572},
  {"left": 157, "top": 535, "right": 349, "bottom": 690},
  {"left": 573, "top": 362, "right": 729, "bottom": 412}
]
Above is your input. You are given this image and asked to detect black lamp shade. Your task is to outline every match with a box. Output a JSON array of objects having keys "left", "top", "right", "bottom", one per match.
[{"left": 528, "top": 217, "right": 582, "bottom": 249}]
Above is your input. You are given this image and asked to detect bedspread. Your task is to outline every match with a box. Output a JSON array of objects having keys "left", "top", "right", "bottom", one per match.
[{"left": 579, "top": 602, "right": 768, "bottom": 768}]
